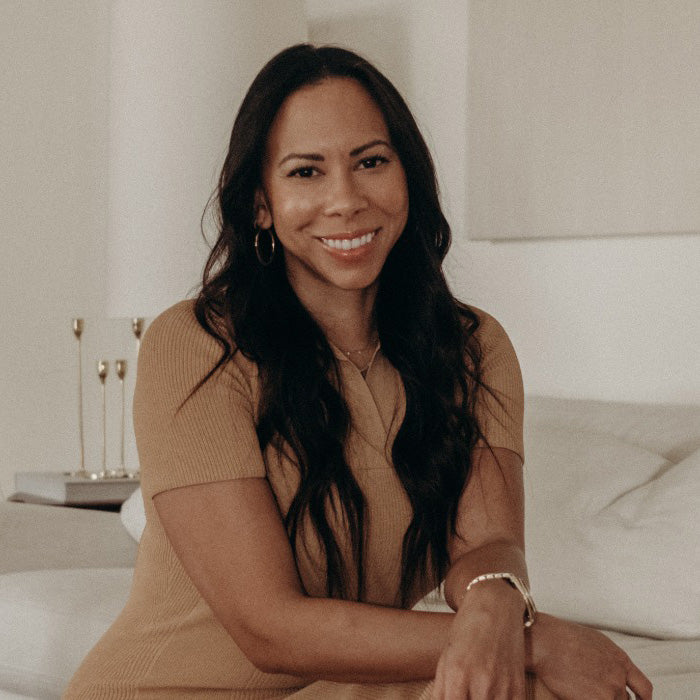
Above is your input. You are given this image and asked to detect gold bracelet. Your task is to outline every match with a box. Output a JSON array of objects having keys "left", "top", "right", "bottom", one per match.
[{"left": 465, "top": 572, "right": 537, "bottom": 627}]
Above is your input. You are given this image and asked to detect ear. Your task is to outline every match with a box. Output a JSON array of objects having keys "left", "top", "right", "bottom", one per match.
[{"left": 254, "top": 189, "right": 273, "bottom": 229}]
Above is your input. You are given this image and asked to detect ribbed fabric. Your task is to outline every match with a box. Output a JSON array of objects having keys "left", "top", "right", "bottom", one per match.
[{"left": 64, "top": 300, "right": 525, "bottom": 699}]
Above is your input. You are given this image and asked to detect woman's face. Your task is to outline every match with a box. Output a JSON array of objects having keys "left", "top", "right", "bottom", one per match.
[{"left": 256, "top": 77, "right": 409, "bottom": 297}]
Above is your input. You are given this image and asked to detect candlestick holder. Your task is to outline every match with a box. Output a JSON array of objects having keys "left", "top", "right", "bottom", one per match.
[
  {"left": 97, "top": 359, "right": 115, "bottom": 479},
  {"left": 114, "top": 359, "right": 128, "bottom": 477},
  {"left": 71, "top": 318, "right": 91, "bottom": 478},
  {"left": 132, "top": 318, "right": 144, "bottom": 355}
]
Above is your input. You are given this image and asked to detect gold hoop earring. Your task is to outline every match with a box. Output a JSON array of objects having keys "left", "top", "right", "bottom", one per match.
[{"left": 254, "top": 227, "right": 276, "bottom": 266}]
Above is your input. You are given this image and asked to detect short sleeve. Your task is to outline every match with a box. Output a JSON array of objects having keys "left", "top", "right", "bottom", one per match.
[
  {"left": 133, "top": 300, "right": 266, "bottom": 500},
  {"left": 471, "top": 309, "right": 525, "bottom": 462}
]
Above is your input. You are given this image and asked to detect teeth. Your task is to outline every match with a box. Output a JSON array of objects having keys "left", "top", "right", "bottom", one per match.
[{"left": 321, "top": 231, "right": 376, "bottom": 250}]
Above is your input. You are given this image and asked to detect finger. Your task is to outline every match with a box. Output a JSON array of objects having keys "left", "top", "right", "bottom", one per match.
[
  {"left": 508, "top": 674, "right": 528, "bottom": 700},
  {"left": 431, "top": 667, "right": 445, "bottom": 700},
  {"left": 433, "top": 666, "right": 467, "bottom": 700},
  {"left": 626, "top": 661, "right": 653, "bottom": 700},
  {"left": 489, "top": 673, "right": 527, "bottom": 700},
  {"left": 464, "top": 675, "right": 526, "bottom": 700}
]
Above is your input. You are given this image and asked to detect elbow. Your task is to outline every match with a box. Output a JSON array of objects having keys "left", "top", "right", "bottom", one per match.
[
  {"left": 243, "top": 640, "right": 284, "bottom": 675},
  {"left": 241, "top": 636, "right": 300, "bottom": 675},
  {"left": 254, "top": 656, "right": 292, "bottom": 676},
  {"left": 230, "top": 622, "right": 285, "bottom": 674},
  {"left": 230, "top": 611, "right": 302, "bottom": 675},
  {"left": 252, "top": 659, "right": 282, "bottom": 675}
]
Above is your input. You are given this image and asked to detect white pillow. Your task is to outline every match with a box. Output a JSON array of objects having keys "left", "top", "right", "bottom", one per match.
[
  {"left": 120, "top": 486, "right": 146, "bottom": 542},
  {"left": 118, "top": 433, "right": 700, "bottom": 638},
  {"left": 524, "top": 425, "right": 700, "bottom": 639},
  {"left": 0, "top": 568, "right": 132, "bottom": 698}
]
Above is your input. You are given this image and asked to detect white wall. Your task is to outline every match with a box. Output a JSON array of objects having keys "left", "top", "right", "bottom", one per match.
[
  {"left": 1, "top": 1, "right": 698, "bottom": 495},
  {"left": 0, "top": 1, "right": 111, "bottom": 497},
  {"left": 106, "top": 1, "right": 307, "bottom": 318},
  {"left": 0, "top": 1, "right": 306, "bottom": 497},
  {"left": 305, "top": 0, "right": 700, "bottom": 405}
]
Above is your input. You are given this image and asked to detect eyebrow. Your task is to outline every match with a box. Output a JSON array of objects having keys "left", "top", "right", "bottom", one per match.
[{"left": 277, "top": 139, "right": 393, "bottom": 167}]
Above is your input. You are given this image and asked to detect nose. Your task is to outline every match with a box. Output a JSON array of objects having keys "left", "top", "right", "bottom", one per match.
[{"left": 323, "top": 170, "right": 368, "bottom": 218}]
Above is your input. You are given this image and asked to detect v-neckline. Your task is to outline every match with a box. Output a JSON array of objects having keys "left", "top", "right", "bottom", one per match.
[{"left": 334, "top": 350, "right": 405, "bottom": 465}]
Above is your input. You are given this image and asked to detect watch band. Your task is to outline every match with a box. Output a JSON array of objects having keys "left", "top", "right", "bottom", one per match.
[{"left": 465, "top": 572, "right": 537, "bottom": 627}]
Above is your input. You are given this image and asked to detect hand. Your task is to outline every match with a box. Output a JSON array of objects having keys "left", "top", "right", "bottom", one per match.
[
  {"left": 529, "top": 613, "right": 653, "bottom": 700},
  {"left": 432, "top": 582, "right": 528, "bottom": 699}
]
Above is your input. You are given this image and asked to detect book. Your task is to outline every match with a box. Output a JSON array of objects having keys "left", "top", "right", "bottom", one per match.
[{"left": 12, "top": 471, "right": 139, "bottom": 506}]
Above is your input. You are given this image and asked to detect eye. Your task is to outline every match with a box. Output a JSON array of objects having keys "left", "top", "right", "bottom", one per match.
[
  {"left": 287, "top": 166, "right": 318, "bottom": 178},
  {"left": 357, "top": 155, "right": 390, "bottom": 170}
]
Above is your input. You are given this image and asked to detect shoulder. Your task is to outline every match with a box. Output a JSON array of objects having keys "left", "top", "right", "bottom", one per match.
[
  {"left": 136, "top": 300, "right": 221, "bottom": 405},
  {"left": 141, "top": 299, "right": 215, "bottom": 358},
  {"left": 134, "top": 301, "right": 266, "bottom": 496},
  {"left": 460, "top": 305, "right": 523, "bottom": 398},
  {"left": 141, "top": 298, "right": 249, "bottom": 368},
  {"left": 462, "top": 306, "right": 525, "bottom": 458},
  {"left": 138, "top": 300, "right": 256, "bottom": 401},
  {"left": 461, "top": 305, "right": 518, "bottom": 361}
]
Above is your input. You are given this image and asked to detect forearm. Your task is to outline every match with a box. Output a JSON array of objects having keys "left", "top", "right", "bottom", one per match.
[
  {"left": 253, "top": 538, "right": 528, "bottom": 682},
  {"left": 443, "top": 539, "right": 528, "bottom": 610},
  {"left": 253, "top": 596, "right": 453, "bottom": 682}
]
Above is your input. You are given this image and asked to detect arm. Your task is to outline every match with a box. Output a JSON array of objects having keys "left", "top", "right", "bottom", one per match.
[
  {"left": 140, "top": 304, "right": 450, "bottom": 683},
  {"left": 433, "top": 446, "right": 653, "bottom": 700},
  {"left": 154, "top": 477, "right": 453, "bottom": 683},
  {"left": 148, "top": 306, "right": 531, "bottom": 686},
  {"left": 444, "top": 446, "right": 528, "bottom": 609},
  {"left": 152, "top": 450, "right": 533, "bottom": 686},
  {"left": 432, "top": 446, "right": 533, "bottom": 698}
]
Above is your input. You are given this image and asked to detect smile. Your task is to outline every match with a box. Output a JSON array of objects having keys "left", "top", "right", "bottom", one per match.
[{"left": 319, "top": 230, "right": 378, "bottom": 251}]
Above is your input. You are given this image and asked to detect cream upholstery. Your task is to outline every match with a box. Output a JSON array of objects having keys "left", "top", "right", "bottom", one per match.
[{"left": 2, "top": 396, "right": 699, "bottom": 699}]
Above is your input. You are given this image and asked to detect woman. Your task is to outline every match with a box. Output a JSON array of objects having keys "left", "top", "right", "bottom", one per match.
[{"left": 66, "top": 44, "right": 652, "bottom": 699}]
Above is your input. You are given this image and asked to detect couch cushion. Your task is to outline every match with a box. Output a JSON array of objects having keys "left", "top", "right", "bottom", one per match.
[
  {"left": 0, "top": 568, "right": 132, "bottom": 699},
  {"left": 525, "top": 395, "right": 700, "bottom": 462},
  {"left": 604, "top": 630, "right": 700, "bottom": 700},
  {"left": 0, "top": 502, "right": 137, "bottom": 574},
  {"left": 524, "top": 425, "right": 700, "bottom": 639},
  {"left": 120, "top": 486, "right": 146, "bottom": 542}
]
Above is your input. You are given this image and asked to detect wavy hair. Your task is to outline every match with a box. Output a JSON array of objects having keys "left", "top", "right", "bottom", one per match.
[{"left": 194, "top": 44, "right": 487, "bottom": 606}]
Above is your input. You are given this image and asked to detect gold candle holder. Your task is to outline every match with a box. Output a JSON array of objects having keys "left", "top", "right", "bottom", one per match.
[
  {"left": 128, "top": 317, "right": 144, "bottom": 479},
  {"left": 115, "top": 359, "right": 127, "bottom": 478},
  {"left": 97, "top": 359, "right": 114, "bottom": 479},
  {"left": 71, "top": 318, "right": 90, "bottom": 478},
  {"left": 132, "top": 318, "right": 144, "bottom": 355}
]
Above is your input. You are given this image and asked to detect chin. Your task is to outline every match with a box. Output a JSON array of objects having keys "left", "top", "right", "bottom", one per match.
[{"left": 327, "top": 270, "right": 382, "bottom": 292}]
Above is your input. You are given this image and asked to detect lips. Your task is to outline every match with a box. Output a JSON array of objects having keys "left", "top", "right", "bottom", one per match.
[{"left": 319, "top": 229, "right": 378, "bottom": 251}]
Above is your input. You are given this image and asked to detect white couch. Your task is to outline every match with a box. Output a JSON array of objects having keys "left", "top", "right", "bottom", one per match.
[{"left": 2, "top": 396, "right": 699, "bottom": 699}]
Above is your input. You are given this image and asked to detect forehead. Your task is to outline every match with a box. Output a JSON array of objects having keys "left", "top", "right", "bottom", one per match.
[{"left": 265, "top": 77, "right": 390, "bottom": 156}]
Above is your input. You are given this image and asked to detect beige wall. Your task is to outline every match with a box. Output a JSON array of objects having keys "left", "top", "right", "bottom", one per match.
[
  {"left": 1, "top": 1, "right": 697, "bottom": 495},
  {"left": 305, "top": 0, "right": 700, "bottom": 405},
  {"left": 0, "top": 1, "right": 306, "bottom": 496},
  {"left": 0, "top": 1, "right": 111, "bottom": 497},
  {"left": 106, "top": 0, "right": 307, "bottom": 318}
]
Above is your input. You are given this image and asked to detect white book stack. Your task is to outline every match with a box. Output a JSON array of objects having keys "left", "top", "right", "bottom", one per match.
[{"left": 12, "top": 472, "right": 139, "bottom": 507}]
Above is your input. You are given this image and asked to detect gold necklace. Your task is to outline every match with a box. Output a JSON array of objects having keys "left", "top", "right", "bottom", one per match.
[
  {"left": 338, "top": 335, "right": 379, "bottom": 358},
  {"left": 341, "top": 343, "right": 374, "bottom": 357}
]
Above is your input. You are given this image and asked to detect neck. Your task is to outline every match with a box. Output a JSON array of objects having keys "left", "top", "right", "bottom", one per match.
[{"left": 287, "top": 275, "right": 378, "bottom": 354}]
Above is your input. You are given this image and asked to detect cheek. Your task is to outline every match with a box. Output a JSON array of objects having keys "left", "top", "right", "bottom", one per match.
[
  {"left": 381, "top": 173, "right": 409, "bottom": 221},
  {"left": 270, "top": 186, "right": 319, "bottom": 231}
]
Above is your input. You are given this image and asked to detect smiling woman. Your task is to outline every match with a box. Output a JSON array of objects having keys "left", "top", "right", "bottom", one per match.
[
  {"left": 255, "top": 77, "right": 409, "bottom": 311},
  {"left": 64, "top": 44, "right": 651, "bottom": 700}
]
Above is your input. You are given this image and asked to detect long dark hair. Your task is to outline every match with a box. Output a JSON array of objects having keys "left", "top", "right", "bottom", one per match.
[{"left": 194, "top": 44, "right": 487, "bottom": 607}]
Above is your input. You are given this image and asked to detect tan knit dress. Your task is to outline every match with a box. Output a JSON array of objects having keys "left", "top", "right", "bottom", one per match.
[{"left": 64, "top": 299, "right": 534, "bottom": 699}]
